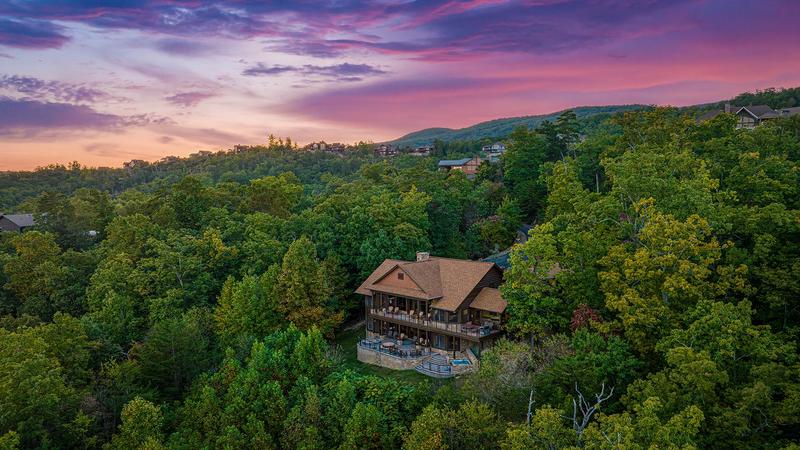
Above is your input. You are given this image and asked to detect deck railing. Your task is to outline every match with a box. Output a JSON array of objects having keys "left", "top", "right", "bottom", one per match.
[
  {"left": 369, "top": 309, "right": 497, "bottom": 338},
  {"left": 357, "top": 339, "right": 431, "bottom": 359}
]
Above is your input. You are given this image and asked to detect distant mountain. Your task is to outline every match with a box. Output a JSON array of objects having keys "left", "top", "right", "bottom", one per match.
[{"left": 387, "top": 104, "right": 647, "bottom": 147}]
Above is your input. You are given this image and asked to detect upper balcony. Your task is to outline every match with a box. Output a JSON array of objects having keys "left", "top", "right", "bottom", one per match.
[{"left": 368, "top": 307, "right": 501, "bottom": 340}]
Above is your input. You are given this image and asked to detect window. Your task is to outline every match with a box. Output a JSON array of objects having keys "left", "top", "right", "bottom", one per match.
[{"left": 398, "top": 272, "right": 404, "bottom": 280}]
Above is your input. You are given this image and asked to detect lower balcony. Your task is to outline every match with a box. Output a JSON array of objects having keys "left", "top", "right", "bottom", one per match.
[
  {"left": 357, "top": 337, "right": 431, "bottom": 370},
  {"left": 357, "top": 336, "right": 476, "bottom": 378}
]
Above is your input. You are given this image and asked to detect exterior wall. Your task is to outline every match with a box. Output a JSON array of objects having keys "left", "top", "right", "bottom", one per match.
[
  {"left": 736, "top": 112, "right": 758, "bottom": 128},
  {"left": 0, "top": 218, "right": 20, "bottom": 232},
  {"left": 357, "top": 346, "right": 426, "bottom": 370}
]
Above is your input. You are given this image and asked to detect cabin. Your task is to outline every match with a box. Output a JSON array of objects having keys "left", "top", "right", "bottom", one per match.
[
  {"left": 408, "top": 146, "right": 432, "bottom": 157},
  {"left": 697, "top": 103, "right": 800, "bottom": 128},
  {"left": 438, "top": 156, "right": 482, "bottom": 179},
  {"left": 355, "top": 252, "right": 507, "bottom": 377},
  {"left": 481, "top": 142, "right": 506, "bottom": 153},
  {"left": 0, "top": 214, "right": 35, "bottom": 232},
  {"left": 374, "top": 144, "right": 399, "bottom": 157}
]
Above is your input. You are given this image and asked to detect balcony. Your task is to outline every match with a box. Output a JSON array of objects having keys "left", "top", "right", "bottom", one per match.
[
  {"left": 368, "top": 308, "right": 500, "bottom": 340},
  {"left": 357, "top": 337, "right": 431, "bottom": 359}
]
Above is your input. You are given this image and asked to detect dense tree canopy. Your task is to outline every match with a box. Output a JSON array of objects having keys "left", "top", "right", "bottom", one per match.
[{"left": 1, "top": 98, "right": 799, "bottom": 448}]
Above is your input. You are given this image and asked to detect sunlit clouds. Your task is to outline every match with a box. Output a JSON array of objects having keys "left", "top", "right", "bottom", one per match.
[{"left": 1, "top": 0, "right": 799, "bottom": 169}]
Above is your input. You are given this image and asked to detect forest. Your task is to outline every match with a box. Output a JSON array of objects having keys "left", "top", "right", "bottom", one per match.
[{"left": 1, "top": 91, "right": 800, "bottom": 449}]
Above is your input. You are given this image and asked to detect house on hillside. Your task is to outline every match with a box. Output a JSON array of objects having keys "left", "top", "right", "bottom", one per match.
[
  {"left": 438, "top": 156, "right": 482, "bottom": 179},
  {"left": 698, "top": 103, "right": 800, "bottom": 128},
  {"left": 408, "top": 146, "right": 432, "bottom": 157},
  {"left": 481, "top": 142, "right": 506, "bottom": 153},
  {"left": 355, "top": 252, "right": 507, "bottom": 377},
  {"left": 374, "top": 144, "right": 399, "bottom": 157},
  {"left": 483, "top": 142, "right": 506, "bottom": 163},
  {"left": 0, "top": 213, "right": 36, "bottom": 232}
]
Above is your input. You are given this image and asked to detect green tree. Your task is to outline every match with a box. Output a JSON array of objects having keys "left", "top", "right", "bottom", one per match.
[
  {"left": 135, "top": 311, "right": 211, "bottom": 399},
  {"left": 599, "top": 200, "right": 748, "bottom": 354},
  {"left": 503, "top": 126, "right": 548, "bottom": 217},
  {"left": 276, "top": 236, "right": 344, "bottom": 335},
  {"left": 340, "top": 402, "right": 387, "bottom": 450},
  {"left": 246, "top": 172, "right": 303, "bottom": 217},
  {"left": 3, "top": 231, "right": 73, "bottom": 320},
  {"left": 108, "top": 397, "right": 164, "bottom": 450},
  {"left": 214, "top": 266, "right": 282, "bottom": 348},
  {"left": 403, "top": 400, "right": 504, "bottom": 450},
  {"left": 0, "top": 329, "right": 79, "bottom": 448}
]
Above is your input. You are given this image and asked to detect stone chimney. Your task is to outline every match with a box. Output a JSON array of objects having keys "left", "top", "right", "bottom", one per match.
[
  {"left": 724, "top": 103, "right": 731, "bottom": 113},
  {"left": 416, "top": 252, "right": 430, "bottom": 261}
]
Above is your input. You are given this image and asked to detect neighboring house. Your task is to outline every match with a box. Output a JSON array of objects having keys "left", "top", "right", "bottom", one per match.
[
  {"left": 482, "top": 142, "right": 506, "bottom": 153},
  {"left": 438, "top": 156, "right": 482, "bottom": 179},
  {"left": 374, "top": 144, "right": 399, "bottom": 157},
  {"left": 123, "top": 159, "right": 147, "bottom": 170},
  {"left": 0, "top": 213, "right": 35, "bottom": 232},
  {"left": 776, "top": 106, "right": 800, "bottom": 117},
  {"left": 482, "top": 142, "right": 506, "bottom": 163},
  {"left": 698, "top": 103, "right": 800, "bottom": 128},
  {"left": 408, "top": 146, "right": 432, "bottom": 157},
  {"left": 355, "top": 252, "right": 507, "bottom": 376}
]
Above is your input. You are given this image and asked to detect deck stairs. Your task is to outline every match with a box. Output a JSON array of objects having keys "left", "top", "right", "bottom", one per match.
[{"left": 414, "top": 353, "right": 454, "bottom": 378}]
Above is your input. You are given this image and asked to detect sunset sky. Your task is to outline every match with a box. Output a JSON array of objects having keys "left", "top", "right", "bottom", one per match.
[{"left": 1, "top": 0, "right": 799, "bottom": 170}]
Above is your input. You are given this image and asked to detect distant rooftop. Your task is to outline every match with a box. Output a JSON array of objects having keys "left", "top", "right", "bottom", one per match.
[
  {"left": 0, "top": 213, "right": 35, "bottom": 228},
  {"left": 438, "top": 158, "right": 473, "bottom": 167}
]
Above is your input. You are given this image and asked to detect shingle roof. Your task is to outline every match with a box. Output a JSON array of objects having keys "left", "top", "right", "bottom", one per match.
[
  {"left": 739, "top": 105, "right": 777, "bottom": 118},
  {"left": 355, "top": 257, "right": 499, "bottom": 311},
  {"left": 1, "top": 214, "right": 35, "bottom": 227},
  {"left": 469, "top": 287, "right": 507, "bottom": 313},
  {"left": 438, "top": 158, "right": 472, "bottom": 167},
  {"left": 778, "top": 107, "right": 800, "bottom": 116},
  {"left": 697, "top": 109, "right": 725, "bottom": 122},
  {"left": 481, "top": 249, "right": 511, "bottom": 270}
]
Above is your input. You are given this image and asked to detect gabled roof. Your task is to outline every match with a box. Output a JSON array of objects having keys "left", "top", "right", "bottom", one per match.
[
  {"left": 438, "top": 158, "right": 473, "bottom": 167},
  {"left": 470, "top": 287, "right": 507, "bottom": 313},
  {"left": 738, "top": 104, "right": 776, "bottom": 118},
  {"left": 0, "top": 213, "right": 35, "bottom": 227},
  {"left": 356, "top": 256, "right": 499, "bottom": 311}
]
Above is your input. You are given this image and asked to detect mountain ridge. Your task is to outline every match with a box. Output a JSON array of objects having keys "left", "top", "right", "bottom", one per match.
[{"left": 387, "top": 104, "right": 648, "bottom": 147}]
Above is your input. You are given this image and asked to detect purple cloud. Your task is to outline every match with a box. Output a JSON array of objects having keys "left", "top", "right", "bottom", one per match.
[
  {"left": 0, "top": 97, "right": 169, "bottom": 138},
  {"left": 0, "top": 75, "right": 111, "bottom": 103},
  {"left": 0, "top": 18, "right": 69, "bottom": 49},
  {"left": 242, "top": 64, "right": 296, "bottom": 76},
  {"left": 154, "top": 38, "right": 215, "bottom": 56},
  {"left": 243, "top": 62, "right": 386, "bottom": 81},
  {"left": 164, "top": 91, "right": 216, "bottom": 107}
]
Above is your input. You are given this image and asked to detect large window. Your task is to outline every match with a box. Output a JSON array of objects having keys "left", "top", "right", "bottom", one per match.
[{"left": 433, "top": 334, "right": 446, "bottom": 350}]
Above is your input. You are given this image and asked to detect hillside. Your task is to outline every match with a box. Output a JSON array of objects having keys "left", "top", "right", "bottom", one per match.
[
  {"left": 388, "top": 104, "right": 647, "bottom": 147},
  {"left": 388, "top": 87, "right": 800, "bottom": 147}
]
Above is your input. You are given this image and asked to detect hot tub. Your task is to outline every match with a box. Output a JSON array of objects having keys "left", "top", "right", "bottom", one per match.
[{"left": 451, "top": 359, "right": 471, "bottom": 366}]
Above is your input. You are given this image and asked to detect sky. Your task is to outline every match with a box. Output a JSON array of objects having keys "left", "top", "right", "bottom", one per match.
[{"left": 1, "top": 0, "right": 799, "bottom": 170}]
